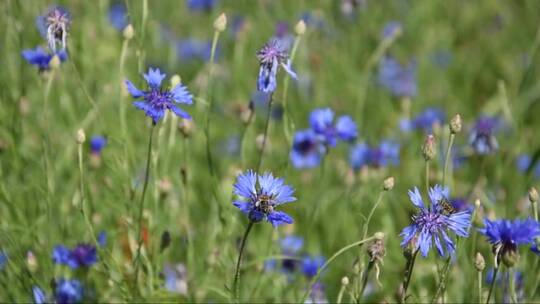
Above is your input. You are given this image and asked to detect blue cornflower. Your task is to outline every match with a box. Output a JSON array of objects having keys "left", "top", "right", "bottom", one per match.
[
  {"left": 125, "top": 68, "right": 193, "bottom": 124},
  {"left": 163, "top": 263, "right": 188, "bottom": 295},
  {"left": 52, "top": 244, "right": 97, "bottom": 269},
  {"left": 302, "top": 255, "right": 325, "bottom": 278},
  {"left": 400, "top": 107, "right": 446, "bottom": 133},
  {"left": 400, "top": 185, "right": 471, "bottom": 257},
  {"left": 381, "top": 21, "right": 402, "bottom": 39},
  {"left": 290, "top": 129, "right": 326, "bottom": 169},
  {"left": 516, "top": 154, "right": 540, "bottom": 178},
  {"left": 55, "top": 278, "right": 83, "bottom": 304},
  {"left": 378, "top": 56, "right": 417, "bottom": 98},
  {"left": 309, "top": 108, "right": 358, "bottom": 147},
  {"left": 176, "top": 39, "right": 216, "bottom": 62},
  {"left": 479, "top": 218, "right": 540, "bottom": 266},
  {"left": 469, "top": 116, "right": 501, "bottom": 155},
  {"left": 450, "top": 198, "right": 473, "bottom": 213},
  {"left": 89, "top": 136, "right": 107, "bottom": 155},
  {"left": 349, "top": 140, "right": 400, "bottom": 170},
  {"left": 186, "top": 0, "right": 216, "bottom": 12},
  {"left": 33, "top": 286, "right": 47, "bottom": 304},
  {"left": 256, "top": 39, "right": 297, "bottom": 93},
  {"left": 22, "top": 47, "right": 68, "bottom": 71},
  {"left": 232, "top": 170, "right": 296, "bottom": 227},
  {"left": 36, "top": 6, "right": 71, "bottom": 52},
  {"left": 108, "top": 2, "right": 129, "bottom": 31}
]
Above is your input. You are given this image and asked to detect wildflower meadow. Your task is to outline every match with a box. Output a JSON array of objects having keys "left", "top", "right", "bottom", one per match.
[{"left": 2, "top": 0, "right": 540, "bottom": 303}]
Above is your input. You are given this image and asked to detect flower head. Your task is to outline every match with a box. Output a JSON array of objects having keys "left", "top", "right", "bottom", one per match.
[
  {"left": 290, "top": 129, "right": 326, "bottom": 169},
  {"left": 349, "top": 140, "right": 400, "bottom": 170},
  {"left": 55, "top": 279, "right": 83, "bottom": 304},
  {"left": 89, "top": 136, "right": 107, "bottom": 155},
  {"left": 125, "top": 68, "right": 193, "bottom": 124},
  {"left": 401, "top": 107, "right": 446, "bottom": 133},
  {"left": 0, "top": 251, "right": 7, "bottom": 270},
  {"left": 378, "top": 56, "right": 417, "bottom": 98},
  {"left": 52, "top": 244, "right": 97, "bottom": 269},
  {"left": 302, "top": 255, "right": 325, "bottom": 278},
  {"left": 469, "top": 116, "right": 501, "bottom": 155},
  {"left": 37, "top": 6, "right": 71, "bottom": 52},
  {"left": 309, "top": 108, "right": 358, "bottom": 147},
  {"left": 256, "top": 39, "right": 297, "bottom": 93},
  {"left": 400, "top": 185, "right": 472, "bottom": 257},
  {"left": 108, "top": 2, "right": 129, "bottom": 31},
  {"left": 232, "top": 170, "right": 296, "bottom": 227},
  {"left": 22, "top": 47, "right": 67, "bottom": 71}
]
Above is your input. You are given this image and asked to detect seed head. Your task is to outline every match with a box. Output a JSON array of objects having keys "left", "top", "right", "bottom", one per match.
[
  {"left": 294, "top": 20, "right": 306, "bottom": 36},
  {"left": 213, "top": 13, "right": 227, "bottom": 32},
  {"left": 76, "top": 129, "right": 86, "bottom": 144},
  {"left": 123, "top": 24, "right": 134, "bottom": 40},
  {"left": 368, "top": 236, "right": 386, "bottom": 263},
  {"left": 383, "top": 177, "right": 394, "bottom": 191},
  {"left": 422, "top": 134, "right": 436, "bottom": 161},
  {"left": 474, "top": 252, "right": 485, "bottom": 271},
  {"left": 529, "top": 187, "right": 539, "bottom": 204},
  {"left": 450, "top": 114, "right": 462, "bottom": 134},
  {"left": 341, "top": 276, "right": 350, "bottom": 286}
]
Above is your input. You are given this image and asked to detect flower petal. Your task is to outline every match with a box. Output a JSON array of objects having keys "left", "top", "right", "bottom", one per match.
[
  {"left": 171, "top": 84, "right": 193, "bottom": 105},
  {"left": 267, "top": 211, "right": 293, "bottom": 227},
  {"left": 125, "top": 80, "right": 144, "bottom": 98},
  {"left": 408, "top": 187, "right": 424, "bottom": 209},
  {"left": 169, "top": 105, "right": 191, "bottom": 120},
  {"left": 144, "top": 67, "right": 166, "bottom": 88},
  {"left": 233, "top": 170, "right": 257, "bottom": 200}
]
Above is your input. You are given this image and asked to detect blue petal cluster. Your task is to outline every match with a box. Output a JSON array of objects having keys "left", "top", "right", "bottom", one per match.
[
  {"left": 21, "top": 47, "right": 67, "bottom": 71},
  {"left": 186, "top": 0, "right": 216, "bottom": 12},
  {"left": 302, "top": 255, "right": 325, "bottom": 278},
  {"left": 256, "top": 39, "right": 297, "bottom": 93},
  {"left": 469, "top": 115, "right": 501, "bottom": 155},
  {"left": 108, "top": 2, "right": 129, "bottom": 31},
  {"left": 33, "top": 279, "right": 84, "bottom": 304},
  {"left": 90, "top": 136, "right": 107, "bottom": 155},
  {"left": 233, "top": 170, "right": 296, "bottom": 227},
  {"left": 52, "top": 244, "right": 97, "bottom": 269},
  {"left": 479, "top": 218, "right": 540, "bottom": 254},
  {"left": 378, "top": 56, "right": 417, "bottom": 98},
  {"left": 290, "top": 129, "right": 326, "bottom": 169},
  {"left": 36, "top": 6, "right": 71, "bottom": 52},
  {"left": 349, "top": 140, "right": 400, "bottom": 170},
  {"left": 400, "top": 107, "right": 446, "bottom": 133},
  {"left": 400, "top": 185, "right": 471, "bottom": 257},
  {"left": 125, "top": 68, "right": 193, "bottom": 124}
]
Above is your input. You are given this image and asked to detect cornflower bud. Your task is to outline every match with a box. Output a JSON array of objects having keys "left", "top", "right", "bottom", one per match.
[
  {"left": 383, "top": 177, "right": 395, "bottom": 191},
  {"left": 422, "top": 134, "right": 436, "bottom": 161},
  {"left": 213, "top": 13, "right": 227, "bottom": 32},
  {"left": 294, "top": 20, "right": 306, "bottom": 36},
  {"left": 529, "top": 187, "right": 539, "bottom": 204},
  {"left": 123, "top": 24, "right": 134, "bottom": 40},
  {"left": 474, "top": 252, "right": 485, "bottom": 271},
  {"left": 76, "top": 128, "right": 86, "bottom": 144},
  {"left": 450, "top": 114, "right": 462, "bottom": 134}
]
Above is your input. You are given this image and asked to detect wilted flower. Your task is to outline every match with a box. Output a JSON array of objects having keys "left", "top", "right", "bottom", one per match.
[
  {"left": 125, "top": 68, "right": 193, "bottom": 124},
  {"left": 349, "top": 140, "right": 400, "bottom": 170},
  {"left": 256, "top": 39, "right": 297, "bottom": 93},
  {"left": 479, "top": 218, "right": 540, "bottom": 267},
  {"left": 400, "top": 107, "right": 446, "bottom": 133},
  {"left": 232, "top": 170, "right": 296, "bottom": 227},
  {"left": 309, "top": 108, "right": 358, "bottom": 147},
  {"left": 21, "top": 47, "right": 67, "bottom": 71},
  {"left": 108, "top": 2, "right": 129, "bottom": 31},
  {"left": 400, "top": 185, "right": 472, "bottom": 257},
  {"left": 55, "top": 278, "right": 83, "bottom": 304},
  {"left": 378, "top": 56, "right": 417, "bottom": 98},
  {"left": 290, "top": 129, "right": 326, "bottom": 169},
  {"left": 469, "top": 116, "right": 501, "bottom": 155},
  {"left": 37, "top": 6, "right": 71, "bottom": 52}
]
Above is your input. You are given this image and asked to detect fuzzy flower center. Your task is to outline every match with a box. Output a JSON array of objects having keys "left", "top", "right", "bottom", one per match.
[
  {"left": 413, "top": 210, "right": 445, "bottom": 233},
  {"left": 147, "top": 89, "right": 172, "bottom": 108}
]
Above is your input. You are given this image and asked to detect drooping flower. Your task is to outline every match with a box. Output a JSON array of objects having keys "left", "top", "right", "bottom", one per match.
[
  {"left": 55, "top": 279, "right": 83, "bottom": 304},
  {"left": 349, "top": 140, "right": 400, "bottom": 170},
  {"left": 21, "top": 47, "right": 67, "bottom": 71},
  {"left": 37, "top": 6, "right": 71, "bottom": 52},
  {"left": 309, "top": 108, "right": 358, "bottom": 147},
  {"left": 186, "top": 0, "right": 216, "bottom": 12},
  {"left": 290, "top": 129, "right": 326, "bottom": 169},
  {"left": 256, "top": 39, "right": 297, "bottom": 93},
  {"left": 400, "top": 107, "right": 446, "bottom": 133},
  {"left": 89, "top": 136, "right": 107, "bottom": 155},
  {"left": 302, "top": 255, "right": 325, "bottom": 278},
  {"left": 400, "top": 185, "right": 472, "bottom": 257},
  {"left": 378, "top": 56, "right": 417, "bottom": 98},
  {"left": 52, "top": 244, "right": 97, "bottom": 269},
  {"left": 125, "top": 68, "right": 193, "bottom": 124},
  {"left": 468, "top": 116, "right": 501, "bottom": 155},
  {"left": 479, "top": 218, "right": 540, "bottom": 266},
  {"left": 108, "top": 2, "right": 129, "bottom": 31},
  {"left": 232, "top": 170, "right": 296, "bottom": 227}
]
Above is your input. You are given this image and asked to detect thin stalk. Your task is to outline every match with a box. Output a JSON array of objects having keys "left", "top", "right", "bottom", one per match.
[
  {"left": 478, "top": 270, "right": 483, "bottom": 303},
  {"left": 359, "top": 261, "right": 374, "bottom": 300},
  {"left": 442, "top": 133, "right": 455, "bottom": 186},
  {"left": 133, "top": 124, "right": 155, "bottom": 286},
  {"left": 337, "top": 282, "right": 347, "bottom": 304},
  {"left": 43, "top": 72, "right": 55, "bottom": 228},
  {"left": 204, "top": 30, "right": 221, "bottom": 177},
  {"left": 256, "top": 93, "right": 274, "bottom": 172},
  {"left": 77, "top": 144, "right": 99, "bottom": 247},
  {"left": 300, "top": 236, "right": 376, "bottom": 303},
  {"left": 233, "top": 221, "right": 254, "bottom": 302},
  {"left": 431, "top": 256, "right": 452, "bottom": 303},
  {"left": 509, "top": 268, "right": 517, "bottom": 304},
  {"left": 425, "top": 160, "right": 430, "bottom": 195},
  {"left": 119, "top": 38, "right": 130, "bottom": 175},
  {"left": 486, "top": 266, "right": 499, "bottom": 304},
  {"left": 401, "top": 249, "right": 419, "bottom": 303},
  {"left": 281, "top": 35, "right": 301, "bottom": 145}
]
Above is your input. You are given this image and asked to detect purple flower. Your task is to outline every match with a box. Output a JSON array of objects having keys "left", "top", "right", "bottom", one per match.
[
  {"left": 349, "top": 140, "right": 400, "bottom": 170},
  {"left": 309, "top": 108, "right": 358, "bottom": 147},
  {"left": 401, "top": 107, "right": 446, "bottom": 133},
  {"left": 55, "top": 279, "right": 83, "bottom": 304},
  {"left": 22, "top": 47, "right": 67, "bottom": 71},
  {"left": 378, "top": 56, "right": 417, "bottom": 98},
  {"left": 256, "top": 39, "right": 297, "bottom": 93},
  {"left": 52, "top": 244, "right": 97, "bottom": 269},
  {"left": 125, "top": 68, "right": 193, "bottom": 124},
  {"left": 302, "top": 255, "right": 325, "bottom": 278},
  {"left": 400, "top": 185, "right": 471, "bottom": 257},
  {"left": 290, "top": 129, "right": 326, "bottom": 169},
  {"left": 469, "top": 116, "right": 501, "bottom": 155},
  {"left": 186, "top": 0, "right": 216, "bottom": 12},
  {"left": 233, "top": 170, "right": 296, "bottom": 227},
  {"left": 89, "top": 136, "right": 107, "bottom": 155},
  {"left": 37, "top": 6, "right": 71, "bottom": 52},
  {"left": 108, "top": 2, "right": 129, "bottom": 31}
]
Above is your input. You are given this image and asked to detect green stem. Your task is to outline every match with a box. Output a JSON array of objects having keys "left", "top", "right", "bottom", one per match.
[
  {"left": 204, "top": 30, "right": 221, "bottom": 177},
  {"left": 256, "top": 93, "right": 273, "bottom": 173},
  {"left": 509, "top": 268, "right": 517, "bottom": 303},
  {"left": 401, "top": 249, "right": 419, "bottom": 303},
  {"left": 486, "top": 266, "right": 499, "bottom": 304},
  {"left": 478, "top": 270, "right": 483, "bottom": 303},
  {"left": 233, "top": 221, "right": 254, "bottom": 302},
  {"left": 431, "top": 256, "right": 452, "bottom": 303},
  {"left": 133, "top": 124, "right": 155, "bottom": 286},
  {"left": 77, "top": 144, "right": 99, "bottom": 247},
  {"left": 300, "top": 236, "right": 376, "bottom": 303},
  {"left": 442, "top": 133, "right": 455, "bottom": 187},
  {"left": 119, "top": 38, "right": 130, "bottom": 175},
  {"left": 425, "top": 160, "right": 430, "bottom": 195},
  {"left": 337, "top": 283, "right": 347, "bottom": 304},
  {"left": 281, "top": 35, "right": 301, "bottom": 145}
]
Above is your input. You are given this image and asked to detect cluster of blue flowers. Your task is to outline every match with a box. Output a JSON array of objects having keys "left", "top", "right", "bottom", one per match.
[
  {"left": 290, "top": 108, "right": 358, "bottom": 169},
  {"left": 349, "top": 140, "right": 400, "bottom": 171}
]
